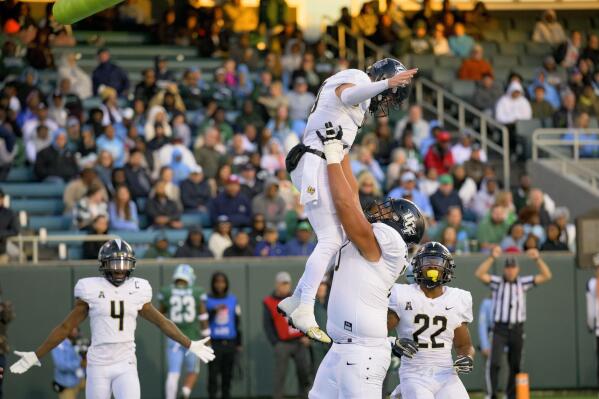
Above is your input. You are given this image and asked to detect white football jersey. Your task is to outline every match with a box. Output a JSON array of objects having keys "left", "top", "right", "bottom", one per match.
[
  {"left": 327, "top": 223, "right": 408, "bottom": 342},
  {"left": 389, "top": 284, "right": 473, "bottom": 370},
  {"left": 303, "top": 68, "right": 371, "bottom": 150},
  {"left": 75, "top": 277, "right": 152, "bottom": 365}
]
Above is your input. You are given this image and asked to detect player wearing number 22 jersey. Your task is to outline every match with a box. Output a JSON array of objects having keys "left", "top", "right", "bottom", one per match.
[
  {"left": 9, "top": 240, "right": 215, "bottom": 399},
  {"left": 158, "top": 264, "right": 210, "bottom": 399},
  {"left": 388, "top": 242, "right": 475, "bottom": 399}
]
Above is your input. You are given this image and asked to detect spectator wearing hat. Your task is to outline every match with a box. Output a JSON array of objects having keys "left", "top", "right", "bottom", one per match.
[
  {"left": 212, "top": 174, "right": 252, "bottom": 228},
  {"left": 0, "top": 189, "right": 18, "bottom": 264},
  {"left": 82, "top": 215, "right": 109, "bottom": 259},
  {"left": 22, "top": 101, "right": 59, "bottom": 146},
  {"left": 180, "top": 165, "right": 212, "bottom": 214},
  {"left": 475, "top": 246, "right": 552, "bottom": 399},
  {"left": 124, "top": 149, "right": 152, "bottom": 200},
  {"left": 473, "top": 73, "right": 503, "bottom": 115},
  {"left": 146, "top": 181, "right": 183, "bottom": 229},
  {"left": 477, "top": 204, "right": 511, "bottom": 251},
  {"left": 394, "top": 105, "right": 430, "bottom": 147},
  {"left": 424, "top": 130, "right": 454, "bottom": 175},
  {"left": 287, "top": 77, "right": 316, "bottom": 122},
  {"left": 430, "top": 174, "right": 463, "bottom": 221},
  {"left": 254, "top": 225, "right": 286, "bottom": 257},
  {"left": 144, "top": 232, "right": 173, "bottom": 259},
  {"left": 285, "top": 221, "right": 316, "bottom": 256},
  {"left": 33, "top": 130, "right": 79, "bottom": 182},
  {"left": 252, "top": 178, "right": 286, "bottom": 229},
  {"left": 96, "top": 124, "right": 126, "bottom": 168},
  {"left": 224, "top": 231, "right": 254, "bottom": 257},
  {"left": 449, "top": 22, "right": 475, "bottom": 58},
  {"left": 458, "top": 44, "right": 493, "bottom": 81},
  {"left": 388, "top": 171, "right": 433, "bottom": 219},
  {"left": 209, "top": 215, "right": 233, "bottom": 259},
  {"left": 263, "top": 271, "right": 312, "bottom": 399},
  {"left": 495, "top": 81, "right": 532, "bottom": 126},
  {"left": 92, "top": 48, "right": 130, "bottom": 96},
  {"left": 175, "top": 227, "right": 214, "bottom": 258},
  {"left": 532, "top": 9, "right": 566, "bottom": 46}
]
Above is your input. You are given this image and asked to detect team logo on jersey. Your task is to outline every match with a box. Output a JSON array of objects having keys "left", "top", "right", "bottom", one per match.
[
  {"left": 405, "top": 301, "right": 413, "bottom": 310},
  {"left": 344, "top": 321, "right": 353, "bottom": 332},
  {"left": 307, "top": 186, "right": 315, "bottom": 195},
  {"left": 401, "top": 211, "right": 417, "bottom": 235},
  {"left": 135, "top": 280, "right": 140, "bottom": 289},
  {"left": 98, "top": 291, "right": 105, "bottom": 298}
]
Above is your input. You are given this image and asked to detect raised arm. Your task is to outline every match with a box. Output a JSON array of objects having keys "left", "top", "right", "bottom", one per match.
[
  {"left": 526, "top": 249, "right": 552, "bottom": 285},
  {"left": 10, "top": 299, "right": 89, "bottom": 375},
  {"left": 475, "top": 245, "right": 501, "bottom": 284},
  {"left": 334, "top": 69, "right": 418, "bottom": 106}
]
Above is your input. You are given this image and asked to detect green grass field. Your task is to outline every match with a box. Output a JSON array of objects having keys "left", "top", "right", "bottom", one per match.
[{"left": 469, "top": 392, "right": 598, "bottom": 398}]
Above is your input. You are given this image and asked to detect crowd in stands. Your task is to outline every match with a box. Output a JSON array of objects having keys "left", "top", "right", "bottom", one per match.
[{"left": 0, "top": 0, "right": 584, "bottom": 262}]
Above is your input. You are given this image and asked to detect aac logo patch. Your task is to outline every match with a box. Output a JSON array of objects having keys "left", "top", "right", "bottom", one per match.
[
  {"left": 405, "top": 301, "right": 413, "bottom": 311},
  {"left": 307, "top": 186, "right": 315, "bottom": 195}
]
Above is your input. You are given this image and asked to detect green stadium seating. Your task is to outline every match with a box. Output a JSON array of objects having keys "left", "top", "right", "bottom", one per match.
[
  {"left": 437, "top": 57, "right": 462, "bottom": 69},
  {"left": 512, "top": 18, "right": 536, "bottom": 32},
  {"left": 432, "top": 68, "right": 457, "bottom": 86},
  {"left": 12, "top": 199, "right": 64, "bottom": 215},
  {"left": 566, "top": 18, "right": 592, "bottom": 31},
  {"left": 483, "top": 30, "right": 505, "bottom": 43},
  {"left": 493, "top": 68, "right": 510, "bottom": 83},
  {"left": 408, "top": 54, "right": 436, "bottom": 75},
  {"left": 519, "top": 55, "right": 542, "bottom": 68},
  {"left": 492, "top": 55, "right": 519, "bottom": 68},
  {"left": 506, "top": 30, "right": 529, "bottom": 43},
  {"left": 499, "top": 43, "right": 525, "bottom": 56},
  {"left": 52, "top": 45, "right": 197, "bottom": 59},
  {"left": 480, "top": 41, "right": 498, "bottom": 57},
  {"left": 0, "top": 182, "right": 65, "bottom": 198},
  {"left": 450, "top": 81, "right": 476, "bottom": 100},
  {"left": 514, "top": 66, "right": 538, "bottom": 82},
  {"left": 515, "top": 118, "right": 542, "bottom": 139},
  {"left": 181, "top": 213, "right": 210, "bottom": 228},
  {"left": 74, "top": 31, "right": 150, "bottom": 45},
  {"left": 524, "top": 42, "right": 552, "bottom": 56},
  {"left": 29, "top": 215, "right": 72, "bottom": 231},
  {"left": 6, "top": 168, "right": 34, "bottom": 182}
]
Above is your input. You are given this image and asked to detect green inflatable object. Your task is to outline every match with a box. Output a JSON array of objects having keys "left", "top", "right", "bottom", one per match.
[{"left": 53, "top": 0, "right": 124, "bottom": 25}]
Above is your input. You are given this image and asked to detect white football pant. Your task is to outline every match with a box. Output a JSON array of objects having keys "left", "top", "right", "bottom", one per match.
[
  {"left": 397, "top": 367, "right": 469, "bottom": 399},
  {"left": 85, "top": 358, "right": 140, "bottom": 399}
]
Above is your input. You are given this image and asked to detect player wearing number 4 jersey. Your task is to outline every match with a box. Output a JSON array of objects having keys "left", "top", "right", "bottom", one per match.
[
  {"left": 159, "top": 264, "right": 210, "bottom": 399},
  {"left": 388, "top": 242, "right": 475, "bottom": 399},
  {"left": 9, "top": 239, "right": 215, "bottom": 399},
  {"left": 279, "top": 58, "right": 418, "bottom": 343}
]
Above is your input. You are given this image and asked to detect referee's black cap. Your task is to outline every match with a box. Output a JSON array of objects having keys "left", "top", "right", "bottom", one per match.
[{"left": 505, "top": 257, "right": 518, "bottom": 267}]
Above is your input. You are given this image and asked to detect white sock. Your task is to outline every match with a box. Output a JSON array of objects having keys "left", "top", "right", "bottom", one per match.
[
  {"left": 166, "top": 372, "right": 180, "bottom": 399},
  {"left": 181, "top": 386, "right": 192, "bottom": 398}
]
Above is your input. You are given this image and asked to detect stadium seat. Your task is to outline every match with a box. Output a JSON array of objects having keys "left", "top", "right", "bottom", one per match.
[
  {"left": 493, "top": 68, "right": 510, "bottom": 83},
  {"left": 450, "top": 81, "right": 475, "bottom": 100},
  {"left": 83, "top": 97, "right": 102, "bottom": 110},
  {"left": 68, "top": 246, "right": 83, "bottom": 260},
  {"left": 499, "top": 43, "right": 525, "bottom": 56},
  {"left": 437, "top": 57, "right": 462, "bottom": 69},
  {"left": 519, "top": 55, "right": 542, "bottom": 68},
  {"left": 6, "top": 168, "right": 34, "bottom": 182},
  {"left": 181, "top": 213, "right": 210, "bottom": 228},
  {"left": 409, "top": 54, "right": 436, "bottom": 75},
  {"left": 29, "top": 215, "right": 72, "bottom": 231},
  {"left": 524, "top": 42, "right": 552, "bottom": 56},
  {"left": 566, "top": 18, "right": 592, "bottom": 31},
  {"left": 506, "top": 30, "right": 529, "bottom": 43},
  {"left": 74, "top": 31, "right": 150, "bottom": 45},
  {"left": 482, "top": 30, "right": 505, "bottom": 43},
  {"left": 512, "top": 18, "right": 537, "bottom": 32},
  {"left": 164, "top": 229, "right": 189, "bottom": 244},
  {"left": 111, "top": 230, "right": 156, "bottom": 245},
  {"left": 480, "top": 41, "right": 498, "bottom": 57},
  {"left": 12, "top": 199, "right": 64, "bottom": 215},
  {"left": 492, "top": 55, "right": 519, "bottom": 68},
  {"left": 432, "top": 68, "right": 457, "bottom": 86},
  {"left": 515, "top": 119, "right": 543, "bottom": 139},
  {"left": 0, "top": 182, "right": 65, "bottom": 198},
  {"left": 514, "top": 66, "right": 538, "bottom": 82}
]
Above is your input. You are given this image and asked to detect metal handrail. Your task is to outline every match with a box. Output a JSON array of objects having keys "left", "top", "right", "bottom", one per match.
[
  {"left": 324, "top": 22, "right": 512, "bottom": 188},
  {"left": 8, "top": 233, "right": 119, "bottom": 264}
]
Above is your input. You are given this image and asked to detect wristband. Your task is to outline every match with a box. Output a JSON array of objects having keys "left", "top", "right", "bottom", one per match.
[
  {"left": 201, "top": 328, "right": 211, "bottom": 337},
  {"left": 323, "top": 141, "right": 344, "bottom": 165}
]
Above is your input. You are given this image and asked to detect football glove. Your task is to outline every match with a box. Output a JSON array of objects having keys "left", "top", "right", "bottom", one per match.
[
  {"left": 453, "top": 355, "right": 474, "bottom": 374},
  {"left": 9, "top": 351, "right": 41, "bottom": 374},
  {"left": 316, "top": 122, "right": 344, "bottom": 165},
  {"left": 392, "top": 338, "right": 418, "bottom": 359},
  {"left": 188, "top": 337, "right": 215, "bottom": 363}
]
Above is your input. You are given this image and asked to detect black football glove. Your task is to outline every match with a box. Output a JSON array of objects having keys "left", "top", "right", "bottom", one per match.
[
  {"left": 392, "top": 338, "right": 418, "bottom": 359},
  {"left": 453, "top": 355, "right": 474, "bottom": 374},
  {"left": 315, "top": 121, "right": 343, "bottom": 144}
]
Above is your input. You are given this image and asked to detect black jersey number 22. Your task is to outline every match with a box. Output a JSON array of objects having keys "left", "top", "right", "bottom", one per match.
[{"left": 413, "top": 314, "right": 447, "bottom": 348}]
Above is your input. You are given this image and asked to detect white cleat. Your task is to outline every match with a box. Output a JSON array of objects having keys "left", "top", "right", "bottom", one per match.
[
  {"left": 277, "top": 295, "right": 301, "bottom": 318},
  {"left": 289, "top": 304, "right": 331, "bottom": 344}
]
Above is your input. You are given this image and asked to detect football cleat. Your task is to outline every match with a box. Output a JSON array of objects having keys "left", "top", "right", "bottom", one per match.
[{"left": 288, "top": 304, "right": 331, "bottom": 344}]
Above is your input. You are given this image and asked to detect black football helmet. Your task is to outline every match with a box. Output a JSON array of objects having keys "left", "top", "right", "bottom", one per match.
[
  {"left": 98, "top": 239, "right": 136, "bottom": 286},
  {"left": 365, "top": 198, "right": 425, "bottom": 246},
  {"left": 412, "top": 242, "right": 455, "bottom": 289},
  {"left": 366, "top": 58, "right": 412, "bottom": 117}
]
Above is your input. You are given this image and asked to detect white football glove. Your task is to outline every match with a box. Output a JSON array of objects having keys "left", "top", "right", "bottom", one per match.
[
  {"left": 316, "top": 122, "right": 345, "bottom": 165},
  {"left": 188, "top": 337, "right": 215, "bottom": 363},
  {"left": 10, "top": 351, "right": 41, "bottom": 374}
]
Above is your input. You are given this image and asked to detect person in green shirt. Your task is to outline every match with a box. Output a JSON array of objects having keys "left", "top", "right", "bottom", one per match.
[
  {"left": 143, "top": 234, "right": 173, "bottom": 259},
  {"left": 158, "top": 264, "right": 210, "bottom": 399},
  {"left": 477, "top": 204, "right": 511, "bottom": 252}
]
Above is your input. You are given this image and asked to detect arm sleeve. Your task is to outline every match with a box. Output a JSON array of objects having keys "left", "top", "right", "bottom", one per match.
[
  {"left": 74, "top": 280, "right": 89, "bottom": 303},
  {"left": 262, "top": 302, "right": 278, "bottom": 346},
  {"left": 587, "top": 279, "right": 596, "bottom": 333},
  {"left": 339, "top": 79, "right": 389, "bottom": 106},
  {"left": 478, "top": 299, "right": 491, "bottom": 351},
  {"left": 137, "top": 279, "right": 153, "bottom": 309}
]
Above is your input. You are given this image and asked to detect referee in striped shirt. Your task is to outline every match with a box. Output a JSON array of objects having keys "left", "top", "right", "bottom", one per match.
[{"left": 475, "top": 246, "right": 552, "bottom": 399}]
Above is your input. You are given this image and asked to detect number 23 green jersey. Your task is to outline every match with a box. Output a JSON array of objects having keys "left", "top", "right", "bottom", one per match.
[{"left": 158, "top": 286, "right": 204, "bottom": 341}]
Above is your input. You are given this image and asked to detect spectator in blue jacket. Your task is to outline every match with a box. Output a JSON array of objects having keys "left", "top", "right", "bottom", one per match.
[
  {"left": 92, "top": 48, "right": 130, "bottom": 96},
  {"left": 180, "top": 165, "right": 212, "bottom": 215},
  {"left": 448, "top": 23, "right": 474, "bottom": 58},
  {"left": 96, "top": 124, "right": 125, "bottom": 168},
  {"left": 285, "top": 221, "right": 316, "bottom": 256},
  {"left": 254, "top": 225, "right": 287, "bottom": 257},
  {"left": 204, "top": 271, "right": 242, "bottom": 399},
  {"left": 211, "top": 175, "right": 252, "bottom": 227},
  {"left": 388, "top": 171, "right": 434, "bottom": 219},
  {"left": 527, "top": 70, "right": 561, "bottom": 109},
  {"left": 108, "top": 186, "right": 139, "bottom": 231},
  {"left": 51, "top": 327, "right": 85, "bottom": 399}
]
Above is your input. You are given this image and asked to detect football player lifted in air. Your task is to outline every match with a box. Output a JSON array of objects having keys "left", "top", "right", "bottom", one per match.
[
  {"left": 388, "top": 242, "right": 475, "bottom": 399},
  {"left": 9, "top": 239, "right": 215, "bottom": 399},
  {"left": 280, "top": 58, "right": 418, "bottom": 343}
]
